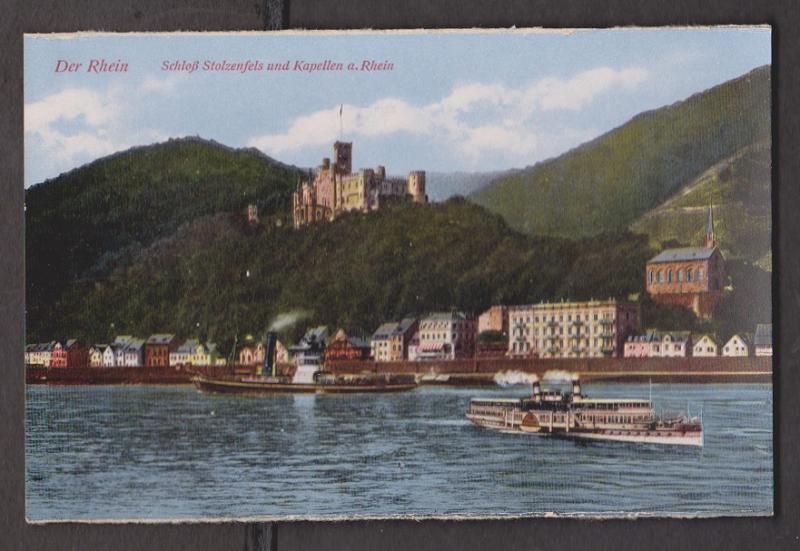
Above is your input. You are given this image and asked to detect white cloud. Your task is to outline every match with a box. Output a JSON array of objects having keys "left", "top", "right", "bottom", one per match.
[
  {"left": 25, "top": 76, "right": 177, "bottom": 182},
  {"left": 534, "top": 67, "right": 649, "bottom": 111},
  {"left": 248, "top": 65, "right": 649, "bottom": 166},
  {"left": 249, "top": 98, "right": 433, "bottom": 154},
  {"left": 26, "top": 88, "right": 117, "bottom": 135},
  {"left": 438, "top": 82, "right": 511, "bottom": 113},
  {"left": 459, "top": 124, "right": 539, "bottom": 159}
]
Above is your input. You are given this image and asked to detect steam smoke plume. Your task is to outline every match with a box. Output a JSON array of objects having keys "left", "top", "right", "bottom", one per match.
[
  {"left": 542, "top": 369, "right": 579, "bottom": 383},
  {"left": 268, "top": 310, "right": 312, "bottom": 332},
  {"left": 493, "top": 370, "right": 539, "bottom": 387}
]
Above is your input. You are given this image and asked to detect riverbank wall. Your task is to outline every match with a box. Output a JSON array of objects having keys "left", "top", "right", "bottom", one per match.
[
  {"left": 26, "top": 356, "right": 772, "bottom": 385},
  {"left": 325, "top": 356, "right": 772, "bottom": 384}
]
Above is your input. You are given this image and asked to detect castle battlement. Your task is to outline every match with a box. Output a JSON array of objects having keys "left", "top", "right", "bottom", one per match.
[{"left": 292, "top": 141, "right": 427, "bottom": 228}]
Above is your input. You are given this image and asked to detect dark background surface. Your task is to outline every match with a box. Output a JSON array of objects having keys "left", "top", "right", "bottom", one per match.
[{"left": 2, "top": 1, "right": 799, "bottom": 549}]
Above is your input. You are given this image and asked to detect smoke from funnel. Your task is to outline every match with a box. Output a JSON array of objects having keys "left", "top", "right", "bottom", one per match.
[
  {"left": 542, "top": 369, "right": 579, "bottom": 383},
  {"left": 494, "top": 370, "right": 539, "bottom": 387},
  {"left": 269, "top": 310, "right": 312, "bottom": 332}
]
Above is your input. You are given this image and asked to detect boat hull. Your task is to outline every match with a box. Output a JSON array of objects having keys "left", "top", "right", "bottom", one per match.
[
  {"left": 466, "top": 414, "right": 703, "bottom": 447},
  {"left": 192, "top": 376, "right": 417, "bottom": 395}
]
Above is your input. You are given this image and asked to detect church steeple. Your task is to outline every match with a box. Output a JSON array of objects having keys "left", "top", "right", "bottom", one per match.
[{"left": 704, "top": 199, "right": 715, "bottom": 249}]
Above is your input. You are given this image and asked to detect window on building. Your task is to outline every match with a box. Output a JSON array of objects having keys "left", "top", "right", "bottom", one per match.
[
  {"left": 698, "top": 268, "right": 704, "bottom": 280},
  {"left": 687, "top": 269, "right": 692, "bottom": 282},
  {"left": 657, "top": 271, "right": 662, "bottom": 283},
  {"left": 667, "top": 269, "right": 672, "bottom": 283},
  {"left": 678, "top": 270, "right": 683, "bottom": 282},
  {"left": 649, "top": 271, "right": 653, "bottom": 284}
]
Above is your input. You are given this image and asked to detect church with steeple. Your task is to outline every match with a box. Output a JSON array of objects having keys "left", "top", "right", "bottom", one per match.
[{"left": 644, "top": 204, "right": 726, "bottom": 319}]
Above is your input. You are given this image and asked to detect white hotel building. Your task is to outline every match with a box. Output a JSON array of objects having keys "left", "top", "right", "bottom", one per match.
[{"left": 507, "top": 300, "right": 639, "bottom": 359}]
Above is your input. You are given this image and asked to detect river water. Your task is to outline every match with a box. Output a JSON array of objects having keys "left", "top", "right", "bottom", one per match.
[{"left": 25, "top": 383, "right": 773, "bottom": 520}]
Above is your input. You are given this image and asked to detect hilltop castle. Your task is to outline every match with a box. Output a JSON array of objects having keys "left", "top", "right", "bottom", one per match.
[{"left": 292, "top": 141, "right": 427, "bottom": 228}]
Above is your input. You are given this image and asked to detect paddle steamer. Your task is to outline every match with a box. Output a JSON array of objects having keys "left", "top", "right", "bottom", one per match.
[
  {"left": 466, "top": 377, "right": 703, "bottom": 446},
  {"left": 192, "top": 332, "right": 417, "bottom": 395}
]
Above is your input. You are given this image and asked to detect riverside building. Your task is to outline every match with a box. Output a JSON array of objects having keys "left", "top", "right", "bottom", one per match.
[
  {"left": 417, "top": 312, "right": 475, "bottom": 361},
  {"left": 507, "top": 300, "right": 639, "bottom": 359},
  {"left": 645, "top": 205, "right": 726, "bottom": 319}
]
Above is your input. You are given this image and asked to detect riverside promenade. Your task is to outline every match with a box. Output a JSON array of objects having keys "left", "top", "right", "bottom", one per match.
[
  {"left": 26, "top": 356, "right": 771, "bottom": 385},
  {"left": 325, "top": 356, "right": 773, "bottom": 385}
]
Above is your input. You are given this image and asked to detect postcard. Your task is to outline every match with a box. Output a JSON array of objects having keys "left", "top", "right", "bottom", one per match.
[{"left": 24, "top": 28, "right": 773, "bottom": 521}]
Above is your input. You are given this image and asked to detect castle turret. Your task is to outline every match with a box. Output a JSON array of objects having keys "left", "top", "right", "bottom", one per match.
[
  {"left": 407, "top": 170, "right": 427, "bottom": 203},
  {"left": 333, "top": 141, "right": 352, "bottom": 176}
]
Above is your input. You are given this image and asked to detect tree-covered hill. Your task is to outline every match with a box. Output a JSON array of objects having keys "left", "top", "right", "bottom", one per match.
[
  {"left": 37, "top": 199, "right": 657, "bottom": 346},
  {"left": 25, "top": 137, "right": 304, "bottom": 334},
  {"left": 630, "top": 140, "right": 771, "bottom": 269},
  {"left": 470, "top": 65, "right": 771, "bottom": 241},
  {"left": 35, "top": 198, "right": 767, "bottom": 351}
]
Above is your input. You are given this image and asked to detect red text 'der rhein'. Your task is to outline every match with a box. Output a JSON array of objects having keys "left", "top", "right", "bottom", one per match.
[{"left": 55, "top": 59, "right": 129, "bottom": 73}]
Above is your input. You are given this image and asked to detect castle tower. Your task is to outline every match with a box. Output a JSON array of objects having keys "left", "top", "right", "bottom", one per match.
[
  {"left": 704, "top": 201, "right": 715, "bottom": 249},
  {"left": 407, "top": 171, "right": 427, "bottom": 203},
  {"left": 333, "top": 141, "right": 352, "bottom": 176}
]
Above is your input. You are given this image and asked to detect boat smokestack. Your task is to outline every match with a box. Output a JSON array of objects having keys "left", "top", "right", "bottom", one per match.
[
  {"left": 264, "top": 331, "right": 277, "bottom": 377},
  {"left": 571, "top": 377, "right": 582, "bottom": 397},
  {"left": 532, "top": 380, "right": 542, "bottom": 402}
]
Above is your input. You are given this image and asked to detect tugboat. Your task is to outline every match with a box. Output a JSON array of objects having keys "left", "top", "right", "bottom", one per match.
[
  {"left": 192, "top": 332, "right": 417, "bottom": 395},
  {"left": 466, "top": 376, "right": 703, "bottom": 446}
]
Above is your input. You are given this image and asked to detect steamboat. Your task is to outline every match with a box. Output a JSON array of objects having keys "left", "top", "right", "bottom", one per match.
[
  {"left": 466, "top": 377, "right": 703, "bottom": 446},
  {"left": 192, "top": 332, "right": 417, "bottom": 395}
]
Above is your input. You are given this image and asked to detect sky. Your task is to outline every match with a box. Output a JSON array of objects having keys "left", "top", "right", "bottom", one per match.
[{"left": 24, "top": 28, "right": 771, "bottom": 187}]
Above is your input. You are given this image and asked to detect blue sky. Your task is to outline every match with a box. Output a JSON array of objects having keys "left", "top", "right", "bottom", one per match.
[{"left": 24, "top": 28, "right": 771, "bottom": 187}]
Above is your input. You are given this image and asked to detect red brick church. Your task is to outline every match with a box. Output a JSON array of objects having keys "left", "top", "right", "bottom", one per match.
[{"left": 645, "top": 205, "right": 725, "bottom": 319}]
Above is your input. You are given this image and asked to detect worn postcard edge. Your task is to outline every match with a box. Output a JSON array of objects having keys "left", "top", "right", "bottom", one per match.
[{"left": 23, "top": 25, "right": 774, "bottom": 525}]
